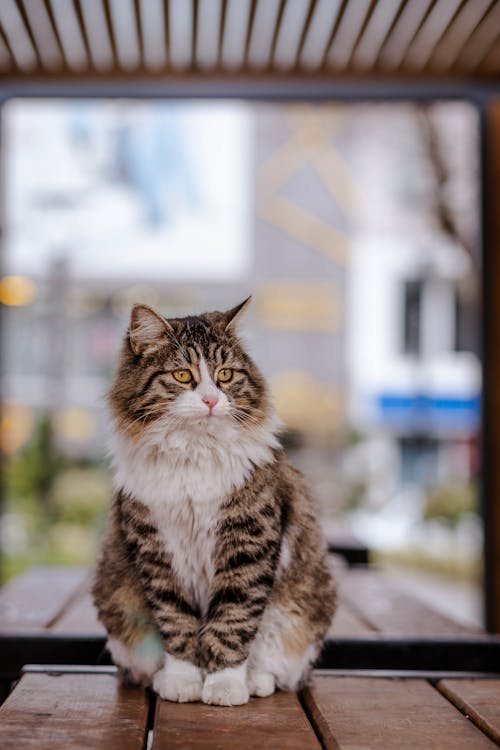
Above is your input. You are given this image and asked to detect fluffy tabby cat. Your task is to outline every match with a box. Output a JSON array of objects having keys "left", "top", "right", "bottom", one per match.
[{"left": 92, "top": 298, "right": 335, "bottom": 705}]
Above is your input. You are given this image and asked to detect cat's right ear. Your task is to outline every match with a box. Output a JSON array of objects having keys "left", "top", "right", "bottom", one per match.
[{"left": 129, "top": 304, "right": 173, "bottom": 355}]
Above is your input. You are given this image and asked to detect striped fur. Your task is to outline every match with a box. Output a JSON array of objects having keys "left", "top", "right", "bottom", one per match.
[{"left": 92, "top": 300, "right": 336, "bottom": 704}]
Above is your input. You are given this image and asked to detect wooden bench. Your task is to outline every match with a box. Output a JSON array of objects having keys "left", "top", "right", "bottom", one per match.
[{"left": 1, "top": 562, "right": 500, "bottom": 748}]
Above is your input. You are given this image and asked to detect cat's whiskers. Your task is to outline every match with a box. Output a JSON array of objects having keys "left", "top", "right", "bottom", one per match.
[{"left": 230, "top": 408, "right": 261, "bottom": 426}]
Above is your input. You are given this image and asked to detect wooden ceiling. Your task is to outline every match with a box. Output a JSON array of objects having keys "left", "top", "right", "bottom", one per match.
[{"left": 0, "top": 0, "right": 498, "bottom": 83}]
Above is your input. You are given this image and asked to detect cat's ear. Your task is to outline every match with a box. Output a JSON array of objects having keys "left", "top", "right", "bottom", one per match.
[
  {"left": 129, "top": 304, "right": 173, "bottom": 355},
  {"left": 224, "top": 296, "right": 252, "bottom": 331}
]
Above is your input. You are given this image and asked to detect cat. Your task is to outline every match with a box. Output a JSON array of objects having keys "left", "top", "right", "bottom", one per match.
[{"left": 92, "top": 297, "right": 336, "bottom": 706}]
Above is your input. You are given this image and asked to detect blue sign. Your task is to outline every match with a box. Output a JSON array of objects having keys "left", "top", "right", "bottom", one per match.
[{"left": 377, "top": 393, "right": 480, "bottom": 432}]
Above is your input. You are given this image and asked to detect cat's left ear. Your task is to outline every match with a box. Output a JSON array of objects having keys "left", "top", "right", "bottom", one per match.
[
  {"left": 129, "top": 304, "right": 174, "bottom": 355},
  {"left": 224, "top": 296, "right": 252, "bottom": 331}
]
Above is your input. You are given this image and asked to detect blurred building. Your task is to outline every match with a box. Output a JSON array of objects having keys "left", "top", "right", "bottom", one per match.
[{"left": 1, "top": 100, "right": 480, "bottom": 514}]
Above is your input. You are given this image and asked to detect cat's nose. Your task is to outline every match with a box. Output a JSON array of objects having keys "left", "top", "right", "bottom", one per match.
[{"left": 202, "top": 394, "right": 219, "bottom": 413}]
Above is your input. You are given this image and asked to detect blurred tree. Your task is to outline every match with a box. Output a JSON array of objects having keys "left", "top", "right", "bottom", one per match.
[{"left": 7, "top": 414, "right": 61, "bottom": 517}]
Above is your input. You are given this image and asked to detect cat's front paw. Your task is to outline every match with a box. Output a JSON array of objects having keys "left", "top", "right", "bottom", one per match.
[
  {"left": 202, "top": 664, "right": 249, "bottom": 706},
  {"left": 248, "top": 670, "right": 275, "bottom": 697},
  {"left": 153, "top": 655, "right": 203, "bottom": 703}
]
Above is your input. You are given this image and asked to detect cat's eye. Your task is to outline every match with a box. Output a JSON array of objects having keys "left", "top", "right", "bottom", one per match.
[
  {"left": 172, "top": 369, "right": 192, "bottom": 384},
  {"left": 217, "top": 368, "right": 233, "bottom": 383}
]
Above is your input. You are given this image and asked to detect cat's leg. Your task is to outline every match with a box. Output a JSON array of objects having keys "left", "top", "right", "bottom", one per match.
[
  {"left": 247, "top": 603, "right": 320, "bottom": 693},
  {"left": 152, "top": 653, "right": 204, "bottom": 703},
  {"left": 201, "top": 662, "right": 249, "bottom": 706},
  {"left": 119, "top": 494, "right": 203, "bottom": 702},
  {"left": 108, "top": 630, "right": 164, "bottom": 687},
  {"left": 197, "top": 486, "right": 283, "bottom": 706}
]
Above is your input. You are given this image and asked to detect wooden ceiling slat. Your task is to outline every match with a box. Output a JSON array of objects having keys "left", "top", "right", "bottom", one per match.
[
  {"left": 343, "top": 0, "right": 381, "bottom": 70},
  {"left": 0, "top": 0, "right": 497, "bottom": 81},
  {"left": 273, "top": 0, "right": 312, "bottom": 71},
  {"left": 404, "top": 0, "right": 465, "bottom": 71},
  {"left": 0, "top": 0, "right": 38, "bottom": 70},
  {"left": 427, "top": 0, "right": 496, "bottom": 71},
  {"left": 378, "top": 0, "right": 435, "bottom": 69},
  {"left": 247, "top": 0, "right": 281, "bottom": 70},
  {"left": 109, "top": 0, "right": 140, "bottom": 70},
  {"left": 216, "top": 0, "right": 227, "bottom": 67},
  {"left": 50, "top": 0, "right": 90, "bottom": 72},
  {"left": 43, "top": 0, "right": 69, "bottom": 69},
  {"left": 294, "top": 0, "right": 317, "bottom": 68},
  {"left": 221, "top": 0, "right": 251, "bottom": 70},
  {"left": 243, "top": 0, "right": 258, "bottom": 68},
  {"left": 80, "top": 0, "right": 113, "bottom": 71},
  {"left": 327, "top": 0, "right": 374, "bottom": 70},
  {"left": 196, "top": 0, "right": 221, "bottom": 69},
  {"left": 14, "top": 0, "right": 44, "bottom": 70},
  {"left": 0, "top": 24, "right": 14, "bottom": 70},
  {"left": 139, "top": 0, "right": 167, "bottom": 70},
  {"left": 163, "top": 0, "right": 170, "bottom": 69},
  {"left": 457, "top": 0, "right": 500, "bottom": 70},
  {"left": 191, "top": 0, "right": 198, "bottom": 68},
  {"left": 300, "top": 0, "right": 341, "bottom": 69},
  {"left": 133, "top": 0, "right": 144, "bottom": 69},
  {"left": 102, "top": 0, "right": 119, "bottom": 69},
  {"left": 268, "top": 0, "right": 287, "bottom": 71},
  {"left": 352, "top": 0, "right": 406, "bottom": 70},
  {"left": 169, "top": 0, "right": 193, "bottom": 69},
  {"left": 319, "top": 0, "right": 348, "bottom": 69},
  {"left": 22, "top": 0, "right": 63, "bottom": 70}
]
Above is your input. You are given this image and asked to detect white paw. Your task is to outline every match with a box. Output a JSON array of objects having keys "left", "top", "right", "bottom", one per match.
[
  {"left": 202, "top": 664, "right": 249, "bottom": 706},
  {"left": 152, "top": 655, "right": 203, "bottom": 703},
  {"left": 248, "top": 670, "right": 275, "bottom": 697}
]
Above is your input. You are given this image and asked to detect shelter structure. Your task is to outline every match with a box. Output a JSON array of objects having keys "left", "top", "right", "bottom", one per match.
[{"left": 0, "top": 0, "right": 499, "bottom": 631}]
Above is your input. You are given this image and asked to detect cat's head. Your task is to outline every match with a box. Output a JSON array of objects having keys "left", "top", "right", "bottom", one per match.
[{"left": 109, "top": 297, "right": 274, "bottom": 442}]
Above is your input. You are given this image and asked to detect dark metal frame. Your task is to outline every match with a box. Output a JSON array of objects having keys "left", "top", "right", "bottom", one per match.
[
  {"left": 0, "top": 76, "right": 498, "bottom": 629},
  {"left": 1, "top": 632, "right": 499, "bottom": 683}
]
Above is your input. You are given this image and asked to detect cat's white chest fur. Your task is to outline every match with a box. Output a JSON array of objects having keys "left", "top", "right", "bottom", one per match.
[
  {"left": 110, "top": 418, "right": 280, "bottom": 614},
  {"left": 151, "top": 492, "right": 217, "bottom": 616}
]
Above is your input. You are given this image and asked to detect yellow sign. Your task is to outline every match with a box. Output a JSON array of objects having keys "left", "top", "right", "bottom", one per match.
[{"left": 256, "top": 282, "right": 341, "bottom": 331}]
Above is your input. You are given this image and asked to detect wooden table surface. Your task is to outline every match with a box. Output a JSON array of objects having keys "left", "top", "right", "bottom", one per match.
[
  {"left": 0, "top": 558, "right": 482, "bottom": 639},
  {"left": 1, "top": 561, "right": 499, "bottom": 748},
  {"left": 1, "top": 666, "right": 499, "bottom": 749}
]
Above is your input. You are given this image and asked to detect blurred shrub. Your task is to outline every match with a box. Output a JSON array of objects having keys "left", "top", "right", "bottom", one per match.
[
  {"left": 424, "top": 480, "right": 477, "bottom": 526},
  {"left": 51, "top": 466, "right": 110, "bottom": 524}
]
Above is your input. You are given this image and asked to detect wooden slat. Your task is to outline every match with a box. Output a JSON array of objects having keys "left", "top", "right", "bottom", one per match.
[
  {"left": 153, "top": 690, "right": 321, "bottom": 749},
  {"left": 300, "top": 0, "right": 342, "bottom": 69},
  {"left": 378, "top": 0, "right": 435, "bottom": 69},
  {"left": 302, "top": 676, "right": 498, "bottom": 749},
  {"left": 168, "top": 0, "right": 193, "bottom": 69},
  {"left": 247, "top": 0, "right": 281, "bottom": 70},
  {"left": 13, "top": 0, "right": 42, "bottom": 69},
  {"left": 456, "top": 0, "right": 500, "bottom": 70},
  {"left": 51, "top": 591, "right": 105, "bottom": 635},
  {"left": 49, "top": 0, "right": 88, "bottom": 70},
  {"left": 0, "top": 0, "right": 38, "bottom": 70},
  {"left": 109, "top": 0, "right": 140, "bottom": 70},
  {"left": 404, "top": 0, "right": 465, "bottom": 70},
  {"left": 21, "top": 0, "right": 63, "bottom": 70},
  {"left": 221, "top": 0, "right": 252, "bottom": 70},
  {"left": 352, "top": 0, "right": 406, "bottom": 70},
  {"left": 437, "top": 679, "right": 500, "bottom": 745},
  {"left": 427, "top": 0, "right": 495, "bottom": 71},
  {"left": 339, "top": 568, "right": 480, "bottom": 635},
  {"left": 0, "top": 672, "right": 148, "bottom": 750},
  {"left": 80, "top": 0, "right": 114, "bottom": 71},
  {"left": 328, "top": 600, "right": 374, "bottom": 636},
  {"left": 0, "top": 567, "right": 87, "bottom": 632},
  {"left": 273, "top": 0, "right": 312, "bottom": 71},
  {"left": 139, "top": 0, "right": 167, "bottom": 70}
]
